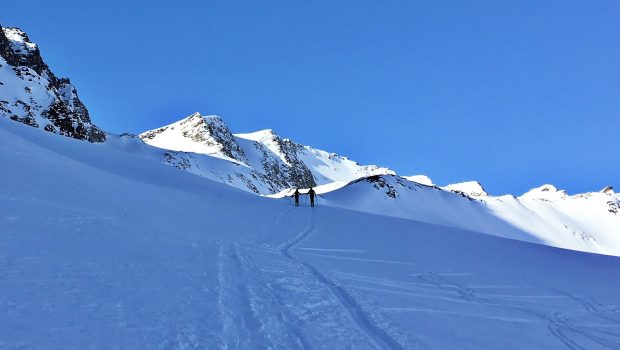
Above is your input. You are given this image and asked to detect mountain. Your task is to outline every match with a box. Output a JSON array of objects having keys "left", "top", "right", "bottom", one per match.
[
  {"left": 3, "top": 113, "right": 620, "bottom": 349},
  {"left": 1, "top": 25, "right": 617, "bottom": 258},
  {"left": 315, "top": 174, "right": 620, "bottom": 256},
  {"left": 443, "top": 180, "right": 488, "bottom": 197},
  {"left": 2, "top": 25, "right": 620, "bottom": 349},
  {"left": 139, "top": 112, "right": 394, "bottom": 194},
  {"left": 137, "top": 115, "right": 618, "bottom": 256},
  {"left": 0, "top": 25, "right": 105, "bottom": 142}
]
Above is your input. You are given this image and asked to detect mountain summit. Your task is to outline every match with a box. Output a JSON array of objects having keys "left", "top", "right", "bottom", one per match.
[
  {"left": 139, "top": 112, "right": 393, "bottom": 194},
  {"left": 139, "top": 112, "right": 248, "bottom": 163},
  {"left": 0, "top": 25, "right": 105, "bottom": 142}
]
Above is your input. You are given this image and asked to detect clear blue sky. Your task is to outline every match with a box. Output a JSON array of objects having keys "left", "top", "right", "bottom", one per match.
[{"left": 3, "top": 1, "right": 619, "bottom": 195}]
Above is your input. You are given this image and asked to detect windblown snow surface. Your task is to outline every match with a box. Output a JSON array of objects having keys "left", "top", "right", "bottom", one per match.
[{"left": 2, "top": 119, "right": 620, "bottom": 349}]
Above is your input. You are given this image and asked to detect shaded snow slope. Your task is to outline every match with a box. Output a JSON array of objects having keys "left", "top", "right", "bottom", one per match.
[
  {"left": 2, "top": 119, "right": 620, "bottom": 349},
  {"left": 321, "top": 175, "right": 620, "bottom": 256},
  {"left": 0, "top": 25, "right": 105, "bottom": 142},
  {"left": 140, "top": 112, "right": 393, "bottom": 194}
]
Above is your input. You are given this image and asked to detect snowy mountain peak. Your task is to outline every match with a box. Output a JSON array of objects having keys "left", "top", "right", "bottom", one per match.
[
  {"left": 137, "top": 112, "right": 394, "bottom": 194},
  {"left": 235, "top": 128, "right": 278, "bottom": 142},
  {"left": 520, "top": 184, "right": 568, "bottom": 201},
  {"left": 444, "top": 181, "right": 488, "bottom": 197},
  {"left": 403, "top": 175, "right": 434, "bottom": 186},
  {"left": 3, "top": 27, "right": 37, "bottom": 55},
  {"left": 182, "top": 111, "right": 223, "bottom": 124},
  {"left": 139, "top": 112, "right": 247, "bottom": 163},
  {"left": 0, "top": 25, "right": 105, "bottom": 142},
  {"left": 601, "top": 185, "right": 614, "bottom": 194}
]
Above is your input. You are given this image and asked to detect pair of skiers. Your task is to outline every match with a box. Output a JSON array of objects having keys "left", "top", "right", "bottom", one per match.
[{"left": 293, "top": 187, "right": 316, "bottom": 207}]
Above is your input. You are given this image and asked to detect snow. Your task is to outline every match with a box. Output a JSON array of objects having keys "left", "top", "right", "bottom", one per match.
[
  {"left": 3, "top": 25, "right": 620, "bottom": 347},
  {"left": 0, "top": 55, "right": 56, "bottom": 128},
  {"left": 3, "top": 27, "right": 37, "bottom": 53},
  {"left": 135, "top": 114, "right": 620, "bottom": 257},
  {"left": 520, "top": 184, "right": 568, "bottom": 201},
  {"left": 2, "top": 119, "right": 620, "bottom": 349},
  {"left": 140, "top": 112, "right": 393, "bottom": 194},
  {"left": 443, "top": 181, "right": 488, "bottom": 197},
  {"left": 403, "top": 175, "right": 434, "bottom": 186},
  {"left": 139, "top": 113, "right": 245, "bottom": 163},
  {"left": 235, "top": 129, "right": 277, "bottom": 142},
  {"left": 294, "top": 145, "right": 394, "bottom": 185},
  {"left": 267, "top": 181, "right": 351, "bottom": 199},
  {"left": 601, "top": 186, "right": 614, "bottom": 194},
  {"left": 319, "top": 175, "right": 620, "bottom": 256}
]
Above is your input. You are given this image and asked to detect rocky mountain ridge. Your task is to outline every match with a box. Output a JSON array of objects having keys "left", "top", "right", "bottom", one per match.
[
  {"left": 139, "top": 112, "right": 393, "bottom": 194},
  {"left": 0, "top": 25, "right": 105, "bottom": 142}
]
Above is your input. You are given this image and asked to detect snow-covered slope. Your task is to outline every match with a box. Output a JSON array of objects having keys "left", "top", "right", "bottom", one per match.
[
  {"left": 139, "top": 112, "right": 393, "bottom": 194},
  {"left": 320, "top": 175, "right": 620, "bottom": 256},
  {"left": 3, "top": 116, "right": 620, "bottom": 349},
  {"left": 139, "top": 113, "right": 247, "bottom": 163},
  {"left": 137, "top": 116, "right": 619, "bottom": 256},
  {"left": 135, "top": 113, "right": 618, "bottom": 255},
  {"left": 2, "top": 25, "right": 616, "bottom": 258},
  {"left": 0, "top": 25, "right": 105, "bottom": 142}
]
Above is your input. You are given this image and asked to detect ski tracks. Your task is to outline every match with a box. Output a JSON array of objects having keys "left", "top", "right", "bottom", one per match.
[
  {"left": 414, "top": 271, "right": 620, "bottom": 350},
  {"left": 216, "top": 241, "right": 307, "bottom": 350},
  {"left": 278, "top": 211, "right": 419, "bottom": 350}
]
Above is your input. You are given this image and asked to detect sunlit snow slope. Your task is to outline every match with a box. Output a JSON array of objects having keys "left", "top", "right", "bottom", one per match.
[
  {"left": 136, "top": 114, "right": 618, "bottom": 257},
  {"left": 139, "top": 112, "right": 393, "bottom": 194},
  {"left": 319, "top": 175, "right": 620, "bottom": 256},
  {"left": 2, "top": 118, "right": 620, "bottom": 349}
]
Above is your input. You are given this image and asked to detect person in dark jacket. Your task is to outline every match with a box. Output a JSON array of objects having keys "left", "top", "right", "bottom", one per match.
[
  {"left": 293, "top": 188, "right": 300, "bottom": 206},
  {"left": 308, "top": 187, "right": 316, "bottom": 207}
]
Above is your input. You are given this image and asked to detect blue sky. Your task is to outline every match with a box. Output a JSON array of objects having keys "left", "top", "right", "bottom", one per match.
[{"left": 3, "top": 1, "right": 619, "bottom": 195}]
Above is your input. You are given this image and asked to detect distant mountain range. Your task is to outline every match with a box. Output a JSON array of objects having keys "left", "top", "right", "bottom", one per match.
[{"left": 1, "top": 25, "right": 618, "bottom": 256}]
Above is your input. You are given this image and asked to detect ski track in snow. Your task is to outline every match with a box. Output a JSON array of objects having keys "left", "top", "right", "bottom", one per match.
[
  {"left": 215, "top": 241, "right": 308, "bottom": 350},
  {"left": 298, "top": 248, "right": 368, "bottom": 254},
  {"left": 296, "top": 251, "right": 418, "bottom": 266},
  {"left": 278, "top": 210, "right": 412, "bottom": 350},
  {"left": 411, "top": 271, "right": 620, "bottom": 350},
  {"left": 209, "top": 210, "right": 620, "bottom": 350}
]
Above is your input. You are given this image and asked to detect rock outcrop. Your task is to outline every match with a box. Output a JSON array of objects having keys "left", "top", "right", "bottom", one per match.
[{"left": 0, "top": 25, "right": 105, "bottom": 142}]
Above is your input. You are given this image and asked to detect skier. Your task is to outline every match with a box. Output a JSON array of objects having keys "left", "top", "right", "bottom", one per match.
[
  {"left": 308, "top": 187, "right": 316, "bottom": 207},
  {"left": 293, "top": 188, "right": 300, "bottom": 206}
]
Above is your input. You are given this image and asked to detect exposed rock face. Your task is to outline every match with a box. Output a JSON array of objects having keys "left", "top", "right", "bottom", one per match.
[
  {"left": 601, "top": 186, "right": 614, "bottom": 194},
  {"left": 242, "top": 129, "right": 317, "bottom": 191},
  {"left": 140, "top": 114, "right": 393, "bottom": 194},
  {"left": 0, "top": 25, "right": 105, "bottom": 142},
  {"left": 140, "top": 113, "right": 247, "bottom": 163}
]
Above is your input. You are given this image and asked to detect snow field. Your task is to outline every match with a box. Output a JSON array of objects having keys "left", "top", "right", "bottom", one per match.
[{"left": 2, "top": 119, "right": 620, "bottom": 349}]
